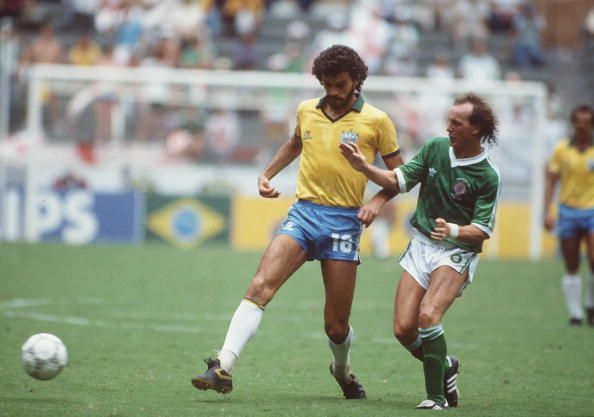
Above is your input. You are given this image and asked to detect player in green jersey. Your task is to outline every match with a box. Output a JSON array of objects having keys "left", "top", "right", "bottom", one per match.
[{"left": 340, "top": 93, "right": 501, "bottom": 410}]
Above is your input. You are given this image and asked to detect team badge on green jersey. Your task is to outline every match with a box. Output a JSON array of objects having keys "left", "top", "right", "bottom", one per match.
[
  {"left": 341, "top": 130, "right": 359, "bottom": 144},
  {"left": 451, "top": 178, "right": 470, "bottom": 200}
]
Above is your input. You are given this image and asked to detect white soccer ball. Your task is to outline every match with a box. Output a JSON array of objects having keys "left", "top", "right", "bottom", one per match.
[{"left": 21, "top": 333, "right": 68, "bottom": 380}]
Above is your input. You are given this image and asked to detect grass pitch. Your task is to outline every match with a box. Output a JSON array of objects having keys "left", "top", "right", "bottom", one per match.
[{"left": 1, "top": 243, "right": 593, "bottom": 417}]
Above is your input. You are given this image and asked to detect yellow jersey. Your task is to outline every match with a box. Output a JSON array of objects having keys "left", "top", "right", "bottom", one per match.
[
  {"left": 547, "top": 137, "right": 594, "bottom": 209},
  {"left": 294, "top": 96, "right": 399, "bottom": 207}
]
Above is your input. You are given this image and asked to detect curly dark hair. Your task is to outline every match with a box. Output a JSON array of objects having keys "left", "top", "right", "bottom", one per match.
[
  {"left": 312, "top": 45, "right": 368, "bottom": 93},
  {"left": 454, "top": 93, "right": 499, "bottom": 146}
]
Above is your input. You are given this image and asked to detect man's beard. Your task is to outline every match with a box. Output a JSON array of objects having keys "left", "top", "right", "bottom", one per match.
[{"left": 326, "top": 87, "right": 356, "bottom": 112}]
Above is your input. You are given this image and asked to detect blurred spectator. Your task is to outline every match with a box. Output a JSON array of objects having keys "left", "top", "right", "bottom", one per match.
[
  {"left": 296, "top": 0, "right": 315, "bottom": 13},
  {"left": 458, "top": 37, "right": 501, "bottom": 80},
  {"left": 18, "top": 0, "right": 50, "bottom": 32},
  {"left": 143, "top": 0, "right": 206, "bottom": 41},
  {"left": 450, "top": 0, "right": 489, "bottom": 49},
  {"left": 426, "top": 0, "right": 448, "bottom": 32},
  {"left": 67, "top": 32, "right": 103, "bottom": 66},
  {"left": 59, "top": 0, "right": 99, "bottom": 34},
  {"left": 205, "top": 108, "right": 240, "bottom": 163},
  {"left": 53, "top": 171, "right": 88, "bottom": 191},
  {"left": 348, "top": 1, "right": 392, "bottom": 74},
  {"left": 0, "top": 16, "right": 26, "bottom": 133},
  {"left": 112, "top": 5, "right": 144, "bottom": 65},
  {"left": 179, "top": 32, "right": 216, "bottom": 69},
  {"left": 426, "top": 53, "right": 455, "bottom": 82},
  {"left": 21, "top": 23, "right": 64, "bottom": 137},
  {"left": 23, "top": 23, "right": 63, "bottom": 64},
  {"left": 512, "top": 2, "right": 545, "bottom": 68},
  {"left": 0, "top": 0, "right": 24, "bottom": 20},
  {"left": 232, "top": 32, "right": 261, "bottom": 70},
  {"left": 486, "top": 0, "right": 515, "bottom": 33},
  {"left": 165, "top": 121, "right": 207, "bottom": 162},
  {"left": 220, "top": 0, "right": 264, "bottom": 36},
  {"left": 94, "top": 0, "right": 124, "bottom": 39}
]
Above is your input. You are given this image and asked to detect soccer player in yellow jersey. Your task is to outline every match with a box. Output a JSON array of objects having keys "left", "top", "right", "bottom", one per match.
[
  {"left": 544, "top": 104, "right": 594, "bottom": 326},
  {"left": 192, "top": 45, "right": 403, "bottom": 398}
]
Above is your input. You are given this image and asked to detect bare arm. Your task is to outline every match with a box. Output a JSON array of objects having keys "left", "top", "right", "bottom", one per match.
[
  {"left": 431, "top": 218, "right": 489, "bottom": 246},
  {"left": 258, "top": 134, "right": 302, "bottom": 198},
  {"left": 339, "top": 142, "right": 401, "bottom": 192},
  {"left": 543, "top": 169, "right": 559, "bottom": 232},
  {"left": 358, "top": 152, "right": 403, "bottom": 226}
]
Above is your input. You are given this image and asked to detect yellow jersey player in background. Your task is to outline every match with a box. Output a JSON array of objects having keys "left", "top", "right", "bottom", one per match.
[
  {"left": 544, "top": 104, "right": 594, "bottom": 326},
  {"left": 192, "top": 44, "right": 403, "bottom": 399}
]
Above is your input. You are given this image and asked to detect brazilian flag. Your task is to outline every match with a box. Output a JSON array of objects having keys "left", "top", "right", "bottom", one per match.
[{"left": 145, "top": 194, "right": 230, "bottom": 248}]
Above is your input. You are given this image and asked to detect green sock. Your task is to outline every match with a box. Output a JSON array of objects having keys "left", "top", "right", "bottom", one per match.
[
  {"left": 404, "top": 335, "right": 424, "bottom": 361},
  {"left": 419, "top": 325, "right": 447, "bottom": 405}
]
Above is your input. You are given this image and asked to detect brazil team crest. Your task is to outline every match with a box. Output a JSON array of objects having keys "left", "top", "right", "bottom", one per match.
[{"left": 340, "top": 130, "right": 359, "bottom": 144}]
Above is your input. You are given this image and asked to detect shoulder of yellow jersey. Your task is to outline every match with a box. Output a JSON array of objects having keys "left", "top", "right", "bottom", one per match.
[
  {"left": 552, "top": 138, "right": 571, "bottom": 153},
  {"left": 297, "top": 98, "right": 321, "bottom": 113},
  {"left": 360, "top": 101, "right": 391, "bottom": 122}
]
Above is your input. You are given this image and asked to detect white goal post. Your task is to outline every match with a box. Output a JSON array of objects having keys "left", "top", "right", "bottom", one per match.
[{"left": 21, "top": 64, "right": 547, "bottom": 258}]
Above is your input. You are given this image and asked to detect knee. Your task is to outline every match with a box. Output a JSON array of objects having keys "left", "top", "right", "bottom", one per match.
[
  {"left": 418, "top": 307, "right": 441, "bottom": 329},
  {"left": 245, "top": 275, "right": 275, "bottom": 306},
  {"left": 325, "top": 321, "right": 349, "bottom": 344},
  {"left": 393, "top": 317, "right": 417, "bottom": 343}
]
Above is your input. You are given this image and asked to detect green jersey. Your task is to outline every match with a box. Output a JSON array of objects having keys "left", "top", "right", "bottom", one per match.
[{"left": 395, "top": 137, "right": 501, "bottom": 253}]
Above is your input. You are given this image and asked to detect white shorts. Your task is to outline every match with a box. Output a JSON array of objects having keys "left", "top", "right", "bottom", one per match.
[{"left": 399, "top": 236, "right": 480, "bottom": 295}]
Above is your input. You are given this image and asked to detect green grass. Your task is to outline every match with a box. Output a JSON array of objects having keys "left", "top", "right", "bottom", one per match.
[{"left": 1, "top": 243, "right": 593, "bottom": 417}]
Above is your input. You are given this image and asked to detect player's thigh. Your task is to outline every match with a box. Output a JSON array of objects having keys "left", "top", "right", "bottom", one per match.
[
  {"left": 393, "top": 271, "right": 426, "bottom": 340},
  {"left": 321, "top": 259, "right": 358, "bottom": 324},
  {"left": 418, "top": 266, "right": 468, "bottom": 327},
  {"left": 246, "top": 234, "right": 308, "bottom": 305}
]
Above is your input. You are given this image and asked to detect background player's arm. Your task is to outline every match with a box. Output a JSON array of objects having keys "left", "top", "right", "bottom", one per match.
[
  {"left": 258, "top": 134, "right": 303, "bottom": 198},
  {"left": 359, "top": 153, "right": 403, "bottom": 226},
  {"left": 339, "top": 142, "right": 401, "bottom": 192},
  {"left": 543, "top": 168, "right": 559, "bottom": 231}
]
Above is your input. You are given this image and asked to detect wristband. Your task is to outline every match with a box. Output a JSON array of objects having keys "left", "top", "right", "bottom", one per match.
[{"left": 447, "top": 223, "right": 460, "bottom": 238}]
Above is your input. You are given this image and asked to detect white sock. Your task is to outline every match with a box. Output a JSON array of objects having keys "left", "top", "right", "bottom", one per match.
[
  {"left": 562, "top": 274, "right": 583, "bottom": 319},
  {"left": 218, "top": 299, "right": 264, "bottom": 373},
  {"left": 585, "top": 272, "right": 594, "bottom": 309},
  {"left": 328, "top": 326, "right": 353, "bottom": 382}
]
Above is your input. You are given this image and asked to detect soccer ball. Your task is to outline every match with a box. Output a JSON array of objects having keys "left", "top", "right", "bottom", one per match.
[{"left": 21, "top": 333, "right": 68, "bottom": 380}]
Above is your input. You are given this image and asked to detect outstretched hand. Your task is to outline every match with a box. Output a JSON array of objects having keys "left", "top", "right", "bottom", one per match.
[
  {"left": 258, "top": 175, "right": 281, "bottom": 198},
  {"left": 339, "top": 142, "right": 367, "bottom": 172}
]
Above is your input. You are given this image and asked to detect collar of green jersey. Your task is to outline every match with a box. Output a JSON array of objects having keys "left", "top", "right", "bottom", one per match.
[
  {"left": 316, "top": 94, "right": 365, "bottom": 112},
  {"left": 449, "top": 146, "right": 489, "bottom": 167}
]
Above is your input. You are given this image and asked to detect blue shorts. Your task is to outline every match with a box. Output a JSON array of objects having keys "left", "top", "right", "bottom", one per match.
[
  {"left": 277, "top": 200, "right": 362, "bottom": 262},
  {"left": 558, "top": 205, "right": 594, "bottom": 238}
]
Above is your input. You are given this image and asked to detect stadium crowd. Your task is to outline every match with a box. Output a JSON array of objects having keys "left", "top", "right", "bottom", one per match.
[{"left": 0, "top": 0, "right": 591, "bottom": 163}]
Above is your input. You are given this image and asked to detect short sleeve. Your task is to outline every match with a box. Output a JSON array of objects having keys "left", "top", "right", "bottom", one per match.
[
  {"left": 471, "top": 177, "right": 501, "bottom": 236},
  {"left": 377, "top": 113, "right": 399, "bottom": 157},
  {"left": 397, "top": 141, "right": 429, "bottom": 192}
]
